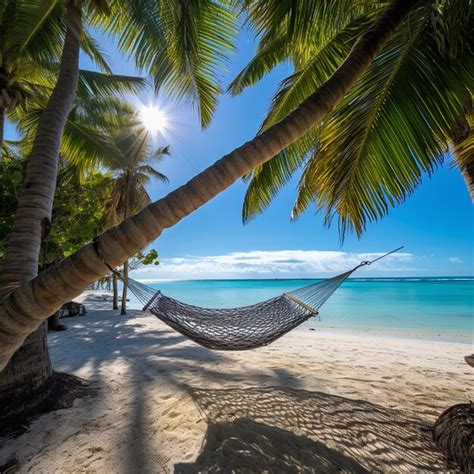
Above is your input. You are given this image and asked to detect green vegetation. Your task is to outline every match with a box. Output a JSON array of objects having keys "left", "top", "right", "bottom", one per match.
[
  {"left": 234, "top": 0, "right": 473, "bottom": 238},
  {"left": 0, "top": 157, "right": 111, "bottom": 266}
]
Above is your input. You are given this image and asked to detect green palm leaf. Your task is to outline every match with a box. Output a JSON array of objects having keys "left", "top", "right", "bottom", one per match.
[
  {"left": 293, "top": 8, "right": 472, "bottom": 238},
  {"left": 242, "top": 2, "right": 472, "bottom": 239},
  {"left": 5, "top": 0, "right": 64, "bottom": 65},
  {"left": 228, "top": 36, "right": 289, "bottom": 96},
  {"left": 96, "top": 0, "right": 237, "bottom": 127},
  {"left": 241, "top": 13, "right": 375, "bottom": 222}
]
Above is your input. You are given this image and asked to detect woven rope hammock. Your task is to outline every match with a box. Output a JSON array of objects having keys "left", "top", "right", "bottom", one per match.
[{"left": 111, "top": 247, "right": 403, "bottom": 351}]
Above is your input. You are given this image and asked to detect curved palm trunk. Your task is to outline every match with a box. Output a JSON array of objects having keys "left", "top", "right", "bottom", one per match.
[
  {"left": 0, "top": 1, "right": 82, "bottom": 413},
  {"left": 0, "top": 0, "right": 419, "bottom": 371}
]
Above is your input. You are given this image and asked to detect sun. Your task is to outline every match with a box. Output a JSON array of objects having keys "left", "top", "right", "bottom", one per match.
[{"left": 138, "top": 105, "right": 169, "bottom": 135}]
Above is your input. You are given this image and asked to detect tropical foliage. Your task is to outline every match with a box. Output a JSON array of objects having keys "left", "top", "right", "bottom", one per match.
[
  {"left": 0, "top": 148, "right": 25, "bottom": 262},
  {"left": 234, "top": 0, "right": 473, "bottom": 238},
  {"left": 92, "top": 0, "right": 237, "bottom": 127},
  {"left": 0, "top": 157, "right": 111, "bottom": 266},
  {"left": 102, "top": 120, "right": 169, "bottom": 228}
]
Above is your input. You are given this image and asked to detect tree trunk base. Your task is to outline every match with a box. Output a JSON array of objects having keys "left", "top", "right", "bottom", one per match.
[
  {"left": 433, "top": 402, "right": 474, "bottom": 472},
  {"left": 0, "top": 371, "right": 95, "bottom": 439},
  {"left": 0, "top": 323, "right": 52, "bottom": 415}
]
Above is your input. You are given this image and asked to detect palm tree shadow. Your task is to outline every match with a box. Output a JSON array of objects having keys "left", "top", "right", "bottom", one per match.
[{"left": 176, "top": 386, "right": 450, "bottom": 473}]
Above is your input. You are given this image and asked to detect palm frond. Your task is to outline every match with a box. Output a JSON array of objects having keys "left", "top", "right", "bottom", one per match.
[
  {"left": 293, "top": 9, "right": 472, "bottom": 238},
  {"left": 14, "top": 95, "right": 128, "bottom": 173},
  {"left": 149, "top": 145, "right": 170, "bottom": 161},
  {"left": 243, "top": 3, "right": 472, "bottom": 238},
  {"left": 97, "top": 0, "right": 237, "bottom": 128},
  {"left": 81, "top": 30, "right": 112, "bottom": 73},
  {"left": 7, "top": 0, "right": 64, "bottom": 65},
  {"left": 136, "top": 165, "right": 169, "bottom": 183},
  {"left": 241, "top": 13, "right": 374, "bottom": 221},
  {"left": 261, "top": 14, "right": 374, "bottom": 130},
  {"left": 452, "top": 102, "right": 474, "bottom": 169},
  {"left": 242, "top": 127, "right": 318, "bottom": 222},
  {"left": 77, "top": 69, "right": 147, "bottom": 97},
  {"left": 242, "top": 0, "right": 358, "bottom": 47},
  {"left": 228, "top": 36, "right": 288, "bottom": 96},
  {"left": 430, "top": 0, "right": 473, "bottom": 60}
]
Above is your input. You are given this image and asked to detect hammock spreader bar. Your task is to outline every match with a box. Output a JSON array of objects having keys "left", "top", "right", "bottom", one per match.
[{"left": 111, "top": 247, "right": 403, "bottom": 351}]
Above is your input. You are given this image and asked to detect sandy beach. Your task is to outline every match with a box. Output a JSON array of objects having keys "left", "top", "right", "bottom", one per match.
[{"left": 0, "top": 290, "right": 472, "bottom": 472}]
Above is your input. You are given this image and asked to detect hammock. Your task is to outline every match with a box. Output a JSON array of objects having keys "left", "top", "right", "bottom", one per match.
[{"left": 113, "top": 247, "right": 403, "bottom": 351}]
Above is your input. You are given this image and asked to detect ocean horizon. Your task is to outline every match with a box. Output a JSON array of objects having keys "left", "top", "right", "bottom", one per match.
[{"left": 124, "top": 276, "right": 474, "bottom": 341}]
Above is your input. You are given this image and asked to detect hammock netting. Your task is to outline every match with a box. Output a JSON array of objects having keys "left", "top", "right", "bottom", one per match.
[{"left": 117, "top": 247, "right": 402, "bottom": 351}]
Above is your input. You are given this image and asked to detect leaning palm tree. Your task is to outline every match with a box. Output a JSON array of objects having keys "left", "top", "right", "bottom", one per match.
[
  {"left": 0, "top": 0, "right": 236, "bottom": 414},
  {"left": 103, "top": 121, "right": 169, "bottom": 314},
  {"left": 0, "top": 0, "right": 421, "bottom": 391},
  {"left": 231, "top": 0, "right": 473, "bottom": 237}
]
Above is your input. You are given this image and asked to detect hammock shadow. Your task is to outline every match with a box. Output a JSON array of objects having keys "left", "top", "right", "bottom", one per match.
[
  {"left": 176, "top": 418, "right": 370, "bottom": 473},
  {"left": 176, "top": 386, "right": 449, "bottom": 473}
]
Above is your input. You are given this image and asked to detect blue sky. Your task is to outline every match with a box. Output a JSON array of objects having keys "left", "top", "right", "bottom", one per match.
[{"left": 6, "top": 29, "right": 473, "bottom": 279}]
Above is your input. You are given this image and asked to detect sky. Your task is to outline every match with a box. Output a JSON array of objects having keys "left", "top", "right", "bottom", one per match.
[{"left": 6, "top": 28, "right": 474, "bottom": 279}]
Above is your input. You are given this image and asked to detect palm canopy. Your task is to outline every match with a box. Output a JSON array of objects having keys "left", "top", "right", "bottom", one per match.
[
  {"left": 1, "top": 0, "right": 147, "bottom": 162},
  {"left": 91, "top": 0, "right": 238, "bottom": 127},
  {"left": 233, "top": 0, "right": 473, "bottom": 239},
  {"left": 12, "top": 78, "right": 146, "bottom": 173},
  {"left": 102, "top": 117, "right": 170, "bottom": 227},
  {"left": 2, "top": 0, "right": 238, "bottom": 132},
  {"left": 0, "top": 1, "right": 116, "bottom": 116}
]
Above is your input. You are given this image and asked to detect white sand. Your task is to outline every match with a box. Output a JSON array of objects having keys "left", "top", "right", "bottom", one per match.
[{"left": 1, "top": 290, "right": 472, "bottom": 472}]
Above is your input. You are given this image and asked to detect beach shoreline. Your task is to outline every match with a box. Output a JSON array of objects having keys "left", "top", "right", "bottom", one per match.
[{"left": 0, "top": 291, "right": 472, "bottom": 472}]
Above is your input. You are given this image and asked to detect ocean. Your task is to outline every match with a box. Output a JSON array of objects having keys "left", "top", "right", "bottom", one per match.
[{"left": 128, "top": 277, "right": 473, "bottom": 341}]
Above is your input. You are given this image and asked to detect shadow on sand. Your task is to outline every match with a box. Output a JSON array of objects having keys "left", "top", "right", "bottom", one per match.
[{"left": 176, "top": 386, "right": 451, "bottom": 473}]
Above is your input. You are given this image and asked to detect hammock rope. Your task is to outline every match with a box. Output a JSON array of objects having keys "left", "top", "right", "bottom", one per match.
[{"left": 109, "top": 247, "right": 403, "bottom": 351}]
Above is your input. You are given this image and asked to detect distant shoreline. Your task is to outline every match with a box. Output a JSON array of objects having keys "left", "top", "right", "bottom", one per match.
[{"left": 135, "top": 276, "right": 474, "bottom": 283}]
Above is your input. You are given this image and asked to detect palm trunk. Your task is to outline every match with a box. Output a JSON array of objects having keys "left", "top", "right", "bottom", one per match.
[
  {"left": 0, "top": 1, "right": 81, "bottom": 413},
  {"left": 0, "top": 0, "right": 419, "bottom": 372},
  {"left": 121, "top": 260, "right": 128, "bottom": 315},
  {"left": 0, "top": 322, "right": 52, "bottom": 419},
  {"left": 112, "top": 273, "right": 119, "bottom": 310},
  {"left": 0, "top": 0, "right": 82, "bottom": 295}
]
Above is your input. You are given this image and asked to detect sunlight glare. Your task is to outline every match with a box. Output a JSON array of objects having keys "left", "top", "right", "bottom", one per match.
[{"left": 139, "top": 105, "right": 169, "bottom": 136}]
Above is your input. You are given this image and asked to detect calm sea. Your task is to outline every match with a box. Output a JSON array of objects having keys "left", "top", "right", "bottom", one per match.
[{"left": 128, "top": 278, "right": 473, "bottom": 340}]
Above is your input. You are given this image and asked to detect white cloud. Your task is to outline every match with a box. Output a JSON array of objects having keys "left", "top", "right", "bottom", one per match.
[
  {"left": 132, "top": 249, "right": 415, "bottom": 280},
  {"left": 449, "top": 256, "right": 463, "bottom": 264}
]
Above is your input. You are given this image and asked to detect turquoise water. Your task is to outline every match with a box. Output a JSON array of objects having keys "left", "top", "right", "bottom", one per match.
[{"left": 129, "top": 278, "right": 473, "bottom": 338}]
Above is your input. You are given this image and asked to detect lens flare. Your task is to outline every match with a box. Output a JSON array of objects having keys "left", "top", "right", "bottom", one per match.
[{"left": 138, "top": 105, "right": 169, "bottom": 135}]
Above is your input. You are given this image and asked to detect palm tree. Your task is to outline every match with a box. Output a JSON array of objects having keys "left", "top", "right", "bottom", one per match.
[
  {"left": 230, "top": 0, "right": 473, "bottom": 237},
  {"left": 0, "top": 0, "right": 421, "bottom": 391},
  {"left": 0, "top": 1, "right": 121, "bottom": 145},
  {"left": 0, "top": 0, "right": 236, "bottom": 415},
  {"left": 103, "top": 121, "right": 169, "bottom": 315}
]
